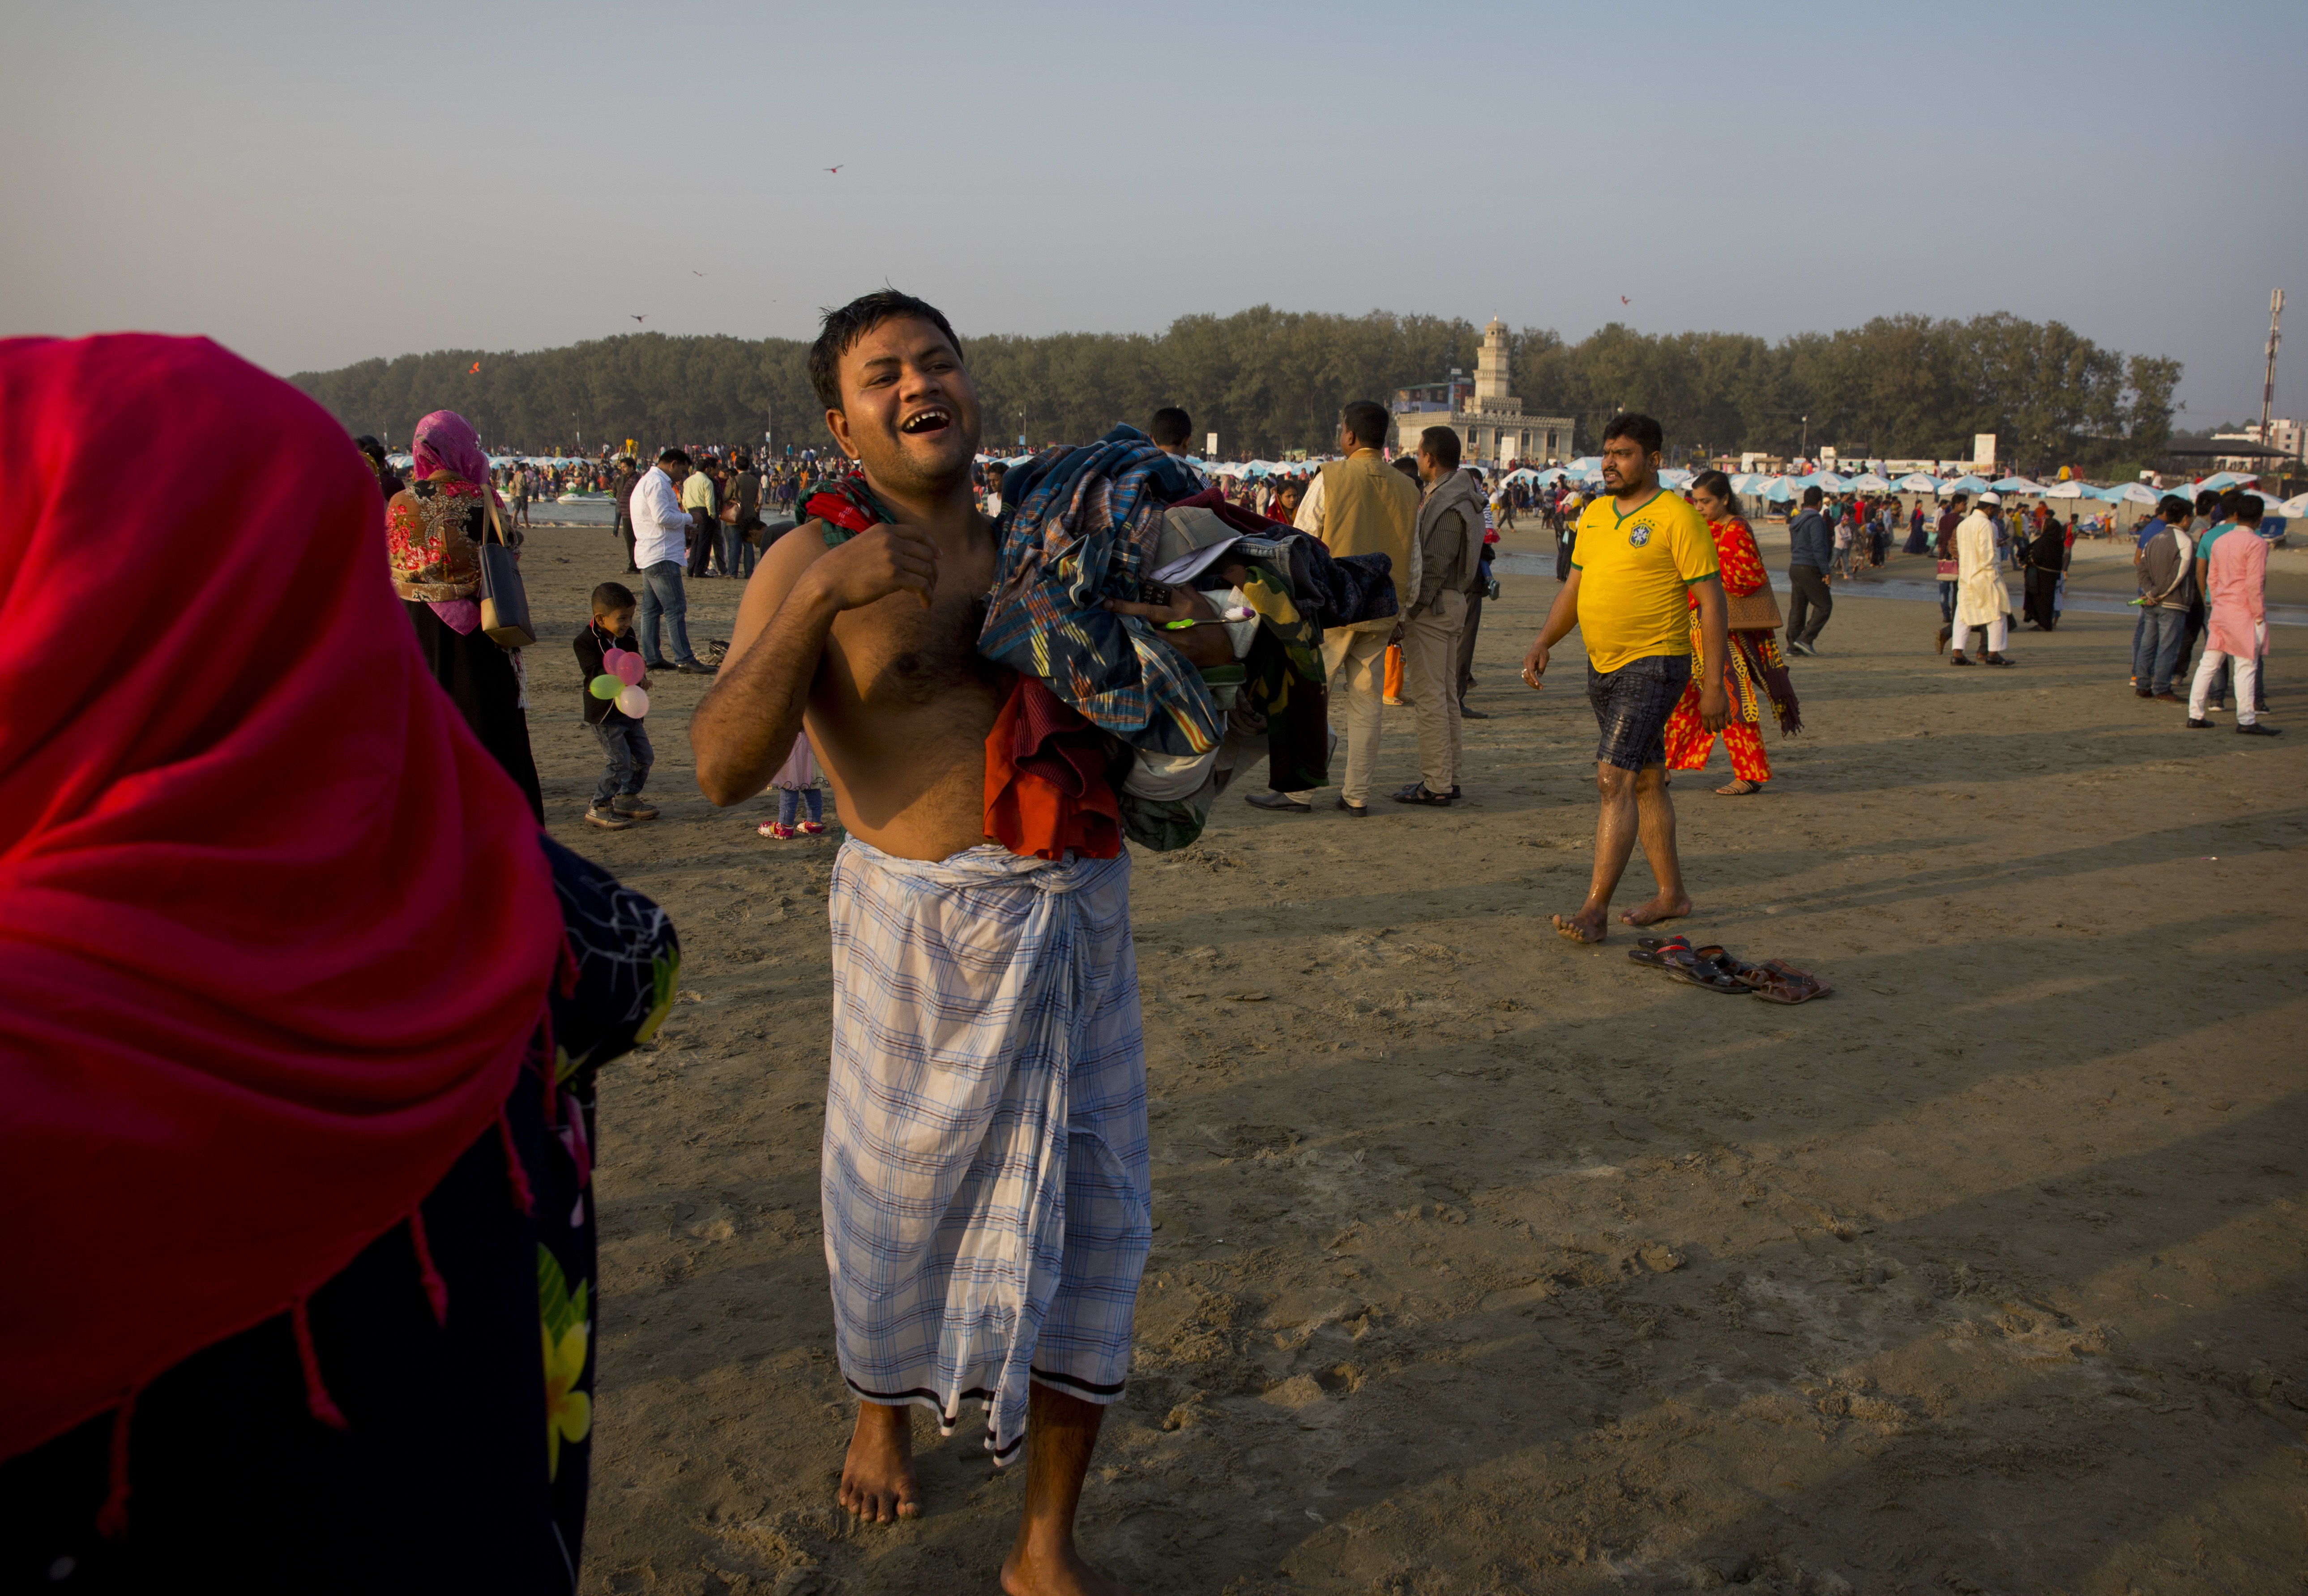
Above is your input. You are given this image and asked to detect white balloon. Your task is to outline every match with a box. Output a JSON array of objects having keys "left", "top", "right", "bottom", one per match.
[{"left": 615, "top": 685, "right": 649, "bottom": 718}]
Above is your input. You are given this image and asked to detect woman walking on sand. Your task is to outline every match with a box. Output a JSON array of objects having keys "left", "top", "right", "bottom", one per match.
[
  {"left": 386, "top": 409, "right": 546, "bottom": 820},
  {"left": 1663, "top": 471, "right": 1802, "bottom": 795}
]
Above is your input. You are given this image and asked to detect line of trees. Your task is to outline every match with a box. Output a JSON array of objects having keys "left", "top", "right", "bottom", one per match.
[{"left": 290, "top": 306, "right": 2181, "bottom": 476}]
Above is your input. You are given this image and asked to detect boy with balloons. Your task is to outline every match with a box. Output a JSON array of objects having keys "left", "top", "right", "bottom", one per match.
[{"left": 576, "top": 581, "right": 657, "bottom": 829}]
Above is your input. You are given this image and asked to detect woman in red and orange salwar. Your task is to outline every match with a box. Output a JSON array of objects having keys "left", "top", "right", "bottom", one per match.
[{"left": 1665, "top": 471, "right": 1802, "bottom": 795}]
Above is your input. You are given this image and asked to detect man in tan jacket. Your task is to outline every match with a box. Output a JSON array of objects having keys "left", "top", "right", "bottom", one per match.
[
  {"left": 1391, "top": 426, "right": 1484, "bottom": 807},
  {"left": 1246, "top": 400, "right": 1419, "bottom": 816}
]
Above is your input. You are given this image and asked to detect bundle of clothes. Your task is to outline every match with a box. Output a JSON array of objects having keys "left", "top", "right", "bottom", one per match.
[{"left": 969, "top": 425, "right": 1398, "bottom": 856}]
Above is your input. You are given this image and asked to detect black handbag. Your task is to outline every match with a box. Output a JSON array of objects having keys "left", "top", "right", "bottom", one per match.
[{"left": 478, "top": 497, "right": 535, "bottom": 648}]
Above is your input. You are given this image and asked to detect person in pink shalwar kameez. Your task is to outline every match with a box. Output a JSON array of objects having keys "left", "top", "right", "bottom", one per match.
[{"left": 2187, "top": 500, "right": 2279, "bottom": 736}]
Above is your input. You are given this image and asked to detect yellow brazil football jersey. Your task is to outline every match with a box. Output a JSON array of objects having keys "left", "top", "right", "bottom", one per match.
[{"left": 1570, "top": 488, "right": 1718, "bottom": 674}]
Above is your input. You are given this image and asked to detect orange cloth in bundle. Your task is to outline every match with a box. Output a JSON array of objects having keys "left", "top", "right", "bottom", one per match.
[
  {"left": 983, "top": 676, "right": 1121, "bottom": 861},
  {"left": 1384, "top": 643, "right": 1404, "bottom": 700}
]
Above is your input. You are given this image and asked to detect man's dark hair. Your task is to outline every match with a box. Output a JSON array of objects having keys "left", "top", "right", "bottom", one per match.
[
  {"left": 2157, "top": 494, "right": 2193, "bottom": 522},
  {"left": 2195, "top": 489, "right": 2221, "bottom": 516},
  {"left": 658, "top": 447, "right": 691, "bottom": 467},
  {"left": 1418, "top": 425, "right": 1462, "bottom": 470},
  {"left": 808, "top": 289, "right": 964, "bottom": 411},
  {"left": 1392, "top": 454, "right": 1421, "bottom": 480},
  {"left": 1690, "top": 467, "right": 1734, "bottom": 503},
  {"left": 590, "top": 581, "right": 637, "bottom": 615},
  {"left": 987, "top": 462, "right": 1009, "bottom": 484},
  {"left": 1601, "top": 411, "right": 1665, "bottom": 456},
  {"left": 352, "top": 434, "right": 387, "bottom": 463},
  {"left": 2217, "top": 487, "right": 2246, "bottom": 519},
  {"left": 1149, "top": 406, "right": 1193, "bottom": 448},
  {"left": 1949, "top": 492, "right": 1969, "bottom": 507},
  {"left": 2235, "top": 495, "right": 2264, "bottom": 524},
  {"left": 1802, "top": 485, "right": 1825, "bottom": 507},
  {"left": 1339, "top": 400, "right": 1390, "bottom": 449}
]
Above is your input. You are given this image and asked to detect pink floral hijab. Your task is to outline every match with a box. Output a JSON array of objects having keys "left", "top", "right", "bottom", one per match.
[{"left": 411, "top": 410, "right": 504, "bottom": 508}]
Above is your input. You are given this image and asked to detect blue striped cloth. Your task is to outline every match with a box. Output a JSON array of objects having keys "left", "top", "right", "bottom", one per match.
[
  {"left": 979, "top": 426, "right": 1220, "bottom": 757},
  {"left": 821, "top": 839, "right": 1150, "bottom": 1462}
]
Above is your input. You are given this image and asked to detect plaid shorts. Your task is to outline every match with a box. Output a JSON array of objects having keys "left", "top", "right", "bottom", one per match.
[{"left": 1587, "top": 653, "right": 1691, "bottom": 770}]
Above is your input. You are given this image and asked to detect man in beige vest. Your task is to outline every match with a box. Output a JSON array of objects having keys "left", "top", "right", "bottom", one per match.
[{"left": 1245, "top": 400, "right": 1420, "bottom": 816}]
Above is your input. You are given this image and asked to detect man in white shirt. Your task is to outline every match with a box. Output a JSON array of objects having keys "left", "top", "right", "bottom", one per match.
[{"left": 633, "top": 448, "right": 714, "bottom": 672}]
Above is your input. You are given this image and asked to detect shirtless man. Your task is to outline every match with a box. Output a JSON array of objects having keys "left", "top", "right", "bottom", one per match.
[
  {"left": 1520, "top": 414, "right": 1727, "bottom": 943},
  {"left": 691, "top": 291, "right": 1148, "bottom": 1596}
]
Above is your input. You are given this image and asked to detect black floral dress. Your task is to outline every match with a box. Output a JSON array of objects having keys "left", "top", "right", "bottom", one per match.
[{"left": 2, "top": 839, "right": 677, "bottom": 1593}]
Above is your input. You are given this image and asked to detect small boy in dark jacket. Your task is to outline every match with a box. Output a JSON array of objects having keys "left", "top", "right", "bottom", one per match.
[{"left": 575, "top": 582, "right": 655, "bottom": 830}]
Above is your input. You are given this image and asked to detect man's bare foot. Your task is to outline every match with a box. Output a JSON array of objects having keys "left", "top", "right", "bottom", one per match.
[
  {"left": 1620, "top": 894, "right": 1692, "bottom": 927},
  {"left": 1552, "top": 907, "right": 1607, "bottom": 943},
  {"left": 839, "top": 1403, "right": 921, "bottom": 1523},
  {"left": 1001, "top": 1542, "right": 1138, "bottom": 1596}
]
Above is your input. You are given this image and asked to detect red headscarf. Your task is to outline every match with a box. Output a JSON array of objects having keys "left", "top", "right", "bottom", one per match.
[{"left": 0, "top": 336, "right": 566, "bottom": 1460}]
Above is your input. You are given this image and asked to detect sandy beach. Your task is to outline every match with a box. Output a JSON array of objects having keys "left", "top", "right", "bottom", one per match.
[{"left": 513, "top": 522, "right": 2308, "bottom": 1595}]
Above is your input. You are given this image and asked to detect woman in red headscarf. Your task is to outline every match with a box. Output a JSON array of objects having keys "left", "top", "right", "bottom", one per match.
[
  {"left": 388, "top": 409, "right": 546, "bottom": 821},
  {"left": 0, "top": 336, "right": 676, "bottom": 1590}
]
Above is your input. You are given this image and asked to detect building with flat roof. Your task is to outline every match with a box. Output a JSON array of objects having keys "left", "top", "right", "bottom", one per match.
[{"left": 1391, "top": 318, "right": 1573, "bottom": 468}]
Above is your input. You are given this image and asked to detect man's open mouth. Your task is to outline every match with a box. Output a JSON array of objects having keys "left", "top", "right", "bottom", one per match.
[{"left": 900, "top": 406, "right": 951, "bottom": 436}]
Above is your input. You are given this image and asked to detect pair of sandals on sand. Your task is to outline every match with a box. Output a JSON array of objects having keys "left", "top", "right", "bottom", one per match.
[{"left": 1629, "top": 936, "right": 1830, "bottom": 1003}]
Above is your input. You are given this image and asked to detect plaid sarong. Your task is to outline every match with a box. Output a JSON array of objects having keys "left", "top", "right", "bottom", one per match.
[{"left": 822, "top": 839, "right": 1150, "bottom": 1463}]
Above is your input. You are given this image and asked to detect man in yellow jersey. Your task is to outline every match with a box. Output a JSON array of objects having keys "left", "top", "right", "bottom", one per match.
[{"left": 1520, "top": 414, "right": 1728, "bottom": 942}]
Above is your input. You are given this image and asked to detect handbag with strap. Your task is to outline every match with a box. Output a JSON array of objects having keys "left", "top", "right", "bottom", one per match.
[
  {"left": 477, "top": 497, "right": 535, "bottom": 648},
  {"left": 1722, "top": 570, "right": 1783, "bottom": 632}
]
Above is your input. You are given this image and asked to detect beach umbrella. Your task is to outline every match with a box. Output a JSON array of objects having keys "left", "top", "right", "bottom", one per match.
[
  {"left": 1815, "top": 471, "right": 1850, "bottom": 491},
  {"left": 1846, "top": 472, "right": 1893, "bottom": 492},
  {"left": 1941, "top": 474, "right": 1990, "bottom": 495},
  {"left": 1752, "top": 477, "right": 1794, "bottom": 503},
  {"left": 2282, "top": 492, "right": 2308, "bottom": 518},
  {"left": 1988, "top": 475, "right": 2044, "bottom": 494},
  {"left": 1658, "top": 468, "right": 1694, "bottom": 488},
  {"left": 2198, "top": 470, "right": 2259, "bottom": 492},
  {"left": 2044, "top": 480, "right": 2087, "bottom": 499},
  {"left": 2107, "top": 482, "right": 2161, "bottom": 505},
  {"left": 1891, "top": 472, "right": 1941, "bottom": 492},
  {"left": 1567, "top": 456, "right": 1602, "bottom": 473}
]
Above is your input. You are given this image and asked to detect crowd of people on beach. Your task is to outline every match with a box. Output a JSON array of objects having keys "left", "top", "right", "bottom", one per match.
[{"left": 7, "top": 294, "right": 2280, "bottom": 1595}]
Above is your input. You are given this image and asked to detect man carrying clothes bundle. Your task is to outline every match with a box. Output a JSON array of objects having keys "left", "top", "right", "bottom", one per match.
[
  {"left": 1521, "top": 413, "right": 1728, "bottom": 943},
  {"left": 1244, "top": 400, "right": 1419, "bottom": 816},
  {"left": 690, "top": 291, "right": 1153, "bottom": 1596},
  {"left": 1390, "top": 425, "right": 1485, "bottom": 807}
]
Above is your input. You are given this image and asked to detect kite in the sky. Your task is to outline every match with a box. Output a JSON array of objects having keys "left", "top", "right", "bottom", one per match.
[
  {"left": 468, "top": 362, "right": 481, "bottom": 374},
  {"left": 692, "top": 270, "right": 705, "bottom": 277},
  {"left": 1620, "top": 296, "right": 1630, "bottom": 305},
  {"left": 825, "top": 165, "right": 842, "bottom": 175},
  {"left": 631, "top": 315, "right": 646, "bottom": 324}
]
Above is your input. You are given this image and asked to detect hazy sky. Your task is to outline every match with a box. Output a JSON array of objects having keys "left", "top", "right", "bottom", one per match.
[{"left": 5, "top": 0, "right": 2303, "bottom": 426}]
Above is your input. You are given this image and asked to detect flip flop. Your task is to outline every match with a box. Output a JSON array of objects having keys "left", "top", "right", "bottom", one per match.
[
  {"left": 1627, "top": 935, "right": 1691, "bottom": 969},
  {"left": 1660, "top": 944, "right": 1752, "bottom": 994},
  {"left": 1737, "top": 958, "right": 1832, "bottom": 1004}
]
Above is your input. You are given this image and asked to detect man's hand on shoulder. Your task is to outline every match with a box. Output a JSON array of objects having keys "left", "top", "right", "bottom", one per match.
[{"left": 801, "top": 523, "right": 940, "bottom": 612}]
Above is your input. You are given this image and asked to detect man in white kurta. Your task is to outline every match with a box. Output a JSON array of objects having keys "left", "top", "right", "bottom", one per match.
[{"left": 1950, "top": 491, "right": 2015, "bottom": 667}]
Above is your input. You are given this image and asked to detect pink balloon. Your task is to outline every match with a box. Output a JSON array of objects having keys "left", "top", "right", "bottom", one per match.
[
  {"left": 600, "top": 647, "right": 630, "bottom": 672},
  {"left": 611, "top": 652, "right": 645, "bottom": 686},
  {"left": 615, "top": 685, "right": 649, "bottom": 718}
]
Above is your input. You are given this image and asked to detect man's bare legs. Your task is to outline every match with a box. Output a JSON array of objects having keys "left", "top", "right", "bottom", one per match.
[
  {"left": 1552, "top": 762, "right": 1690, "bottom": 942},
  {"left": 1620, "top": 763, "right": 1691, "bottom": 926},
  {"left": 1000, "top": 1384, "right": 1137, "bottom": 1596},
  {"left": 840, "top": 1401, "right": 920, "bottom": 1523}
]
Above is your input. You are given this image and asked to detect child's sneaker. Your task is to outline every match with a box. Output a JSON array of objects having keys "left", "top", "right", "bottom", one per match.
[
  {"left": 586, "top": 802, "right": 634, "bottom": 830},
  {"left": 611, "top": 794, "right": 658, "bottom": 821},
  {"left": 757, "top": 821, "right": 796, "bottom": 840},
  {"left": 798, "top": 820, "right": 827, "bottom": 835}
]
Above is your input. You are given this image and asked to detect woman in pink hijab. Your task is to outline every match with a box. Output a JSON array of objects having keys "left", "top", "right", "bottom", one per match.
[{"left": 386, "top": 409, "right": 544, "bottom": 819}]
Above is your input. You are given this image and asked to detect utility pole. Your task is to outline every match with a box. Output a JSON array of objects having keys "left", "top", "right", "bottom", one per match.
[
  {"left": 1800, "top": 415, "right": 1808, "bottom": 461},
  {"left": 2261, "top": 288, "right": 2284, "bottom": 455}
]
